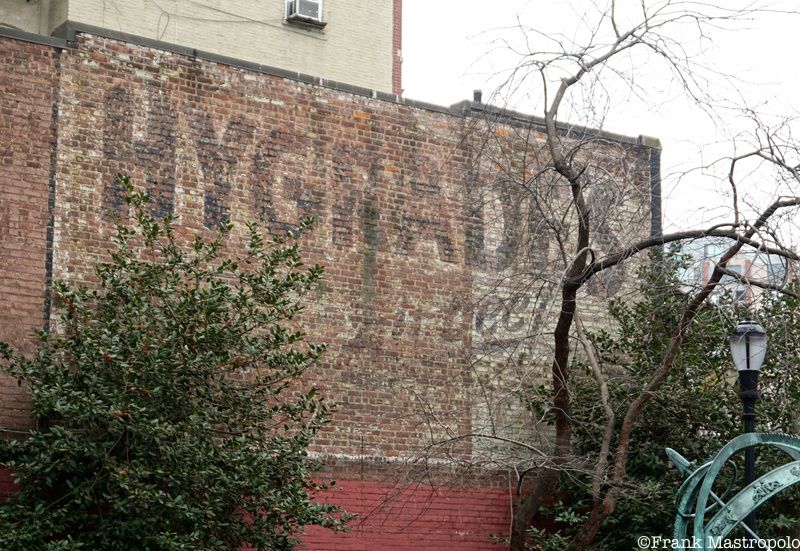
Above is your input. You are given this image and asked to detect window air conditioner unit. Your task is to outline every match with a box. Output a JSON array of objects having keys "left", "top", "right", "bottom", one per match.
[{"left": 286, "top": 0, "right": 324, "bottom": 26}]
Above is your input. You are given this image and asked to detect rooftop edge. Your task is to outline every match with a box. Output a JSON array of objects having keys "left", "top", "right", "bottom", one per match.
[{"left": 0, "top": 22, "right": 661, "bottom": 150}]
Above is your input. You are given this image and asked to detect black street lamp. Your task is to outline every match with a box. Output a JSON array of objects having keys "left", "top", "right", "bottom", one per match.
[{"left": 729, "top": 319, "right": 768, "bottom": 537}]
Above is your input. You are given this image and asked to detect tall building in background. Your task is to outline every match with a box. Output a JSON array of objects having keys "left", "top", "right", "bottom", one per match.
[
  {"left": 680, "top": 237, "right": 793, "bottom": 304},
  {"left": 0, "top": 0, "right": 402, "bottom": 94}
]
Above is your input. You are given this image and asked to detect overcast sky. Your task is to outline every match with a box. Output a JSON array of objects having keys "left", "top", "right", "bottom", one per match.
[{"left": 402, "top": 1, "right": 800, "bottom": 239}]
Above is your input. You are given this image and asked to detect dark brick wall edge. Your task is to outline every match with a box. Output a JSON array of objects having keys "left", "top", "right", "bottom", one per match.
[
  {"left": 650, "top": 147, "right": 663, "bottom": 237},
  {"left": 0, "top": 25, "right": 66, "bottom": 48},
  {"left": 42, "top": 49, "right": 62, "bottom": 333}
]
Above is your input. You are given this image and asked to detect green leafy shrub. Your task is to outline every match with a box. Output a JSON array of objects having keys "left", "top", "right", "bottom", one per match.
[{"left": 0, "top": 178, "right": 347, "bottom": 550}]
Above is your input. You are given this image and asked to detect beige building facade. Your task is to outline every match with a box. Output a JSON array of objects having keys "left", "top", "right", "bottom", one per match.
[{"left": 0, "top": 0, "right": 401, "bottom": 94}]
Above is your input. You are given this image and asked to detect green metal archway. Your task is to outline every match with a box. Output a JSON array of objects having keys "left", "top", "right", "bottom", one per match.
[{"left": 669, "top": 433, "right": 800, "bottom": 550}]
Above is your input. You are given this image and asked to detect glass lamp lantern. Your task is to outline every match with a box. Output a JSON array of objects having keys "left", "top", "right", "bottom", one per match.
[{"left": 729, "top": 319, "right": 768, "bottom": 373}]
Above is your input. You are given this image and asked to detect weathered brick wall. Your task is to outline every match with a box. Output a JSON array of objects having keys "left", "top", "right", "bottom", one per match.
[
  {"left": 0, "top": 30, "right": 656, "bottom": 548},
  {"left": 457, "top": 118, "right": 653, "bottom": 460},
  {"left": 0, "top": 36, "right": 59, "bottom": 430},
  {"left": 52, "top": 33, "right": 475, "bottom": 460}
]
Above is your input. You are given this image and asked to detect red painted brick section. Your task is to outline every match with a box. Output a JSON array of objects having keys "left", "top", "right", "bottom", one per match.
[
  {"left": 303, "top": 480, "right": 509, "bottom": 550},
  {"left": 0, "top": 469, "right": 17, "bottom": 509}
]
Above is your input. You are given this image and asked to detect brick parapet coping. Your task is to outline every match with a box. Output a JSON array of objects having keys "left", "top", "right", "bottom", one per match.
[{"left": 0, "top": 22, "right": 661, "bottom": 151}]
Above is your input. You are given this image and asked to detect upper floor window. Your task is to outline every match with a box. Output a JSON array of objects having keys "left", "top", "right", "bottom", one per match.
[
  {"left": 703, "top": 242, "right": 724, "bottom": 259},
  {"left": 286, "top": 0, "right": 326, "bottom": 28},
  {"left": 722, "top": 264, "right": 743, "bottom": 283}
]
